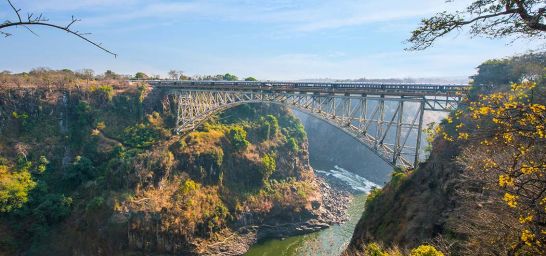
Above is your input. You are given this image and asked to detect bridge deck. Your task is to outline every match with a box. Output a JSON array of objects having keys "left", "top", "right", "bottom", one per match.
[{"left": 147, "top": 80, "right": 469, "bottom": 97}]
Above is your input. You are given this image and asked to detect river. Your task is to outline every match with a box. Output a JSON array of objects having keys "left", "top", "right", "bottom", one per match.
[{"left": 245, "top": 166, "right": 379, "bottom": 256}]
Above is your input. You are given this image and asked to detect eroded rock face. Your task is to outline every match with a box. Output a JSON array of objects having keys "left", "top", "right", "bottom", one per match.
[{"left": 345, "top": 139, "right": 464, "bottom": 254}]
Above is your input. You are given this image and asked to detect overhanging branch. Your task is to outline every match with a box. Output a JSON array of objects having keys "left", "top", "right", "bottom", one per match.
[{"left": 1, "top": 0, "right": 117, "bottom": 57}]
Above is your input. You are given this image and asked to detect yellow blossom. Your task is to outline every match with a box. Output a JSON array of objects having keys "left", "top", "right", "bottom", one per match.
[
  {"left": 519, "top": 214, "right": 534, "bottom": 224},
  {"left": 504, "top": 193, "right": 518, "bottom": 208},
  {"left": 498, "top": 175, "right": 514, "bottom": 187},
  {"left": 521, "top": 229, "right": 535, "bottom": 246}
]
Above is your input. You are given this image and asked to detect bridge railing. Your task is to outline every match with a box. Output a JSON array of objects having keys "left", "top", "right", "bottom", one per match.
[{"left": 146, "top": 80, "right": 469, "bottom": 95}]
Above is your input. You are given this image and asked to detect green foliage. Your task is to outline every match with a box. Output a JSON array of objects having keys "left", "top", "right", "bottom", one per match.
[
  {"left": 390, "top": 167, "right": 411, "bottom": 188},
  {"left": 181, "top": 179, "right": 199, "bottom": 195},
  {"left": 244, "top": 77, "right": 257, "bottom": 81},
  {"left": 365, "top": 242, "right": 388, "bottom": 256},
  {"left": 32, "top": 194, "right": 72, "bottom": 224},
  {"left": 11, "top": 111, "right": 31, "bottom": 131},
  {"left": 407, "top": 1, "right": 546, "bottom": 50},
  {"left": 261, "top": 154, "right": 276, "bottom": 181},
  {"left": 76, "top": 101, "right": 92, "bottom": 119},
  {"left": 36, "top": 156, "right": 49, "bottom": 174},
  {"left": 287, "top": 137, "right": 300, "bottom": 152},
  {"left": 91, "top": 85, "right": 114, "bottom": 101},
  {"left": 258, "top": 115, "right": 280, "bottom": 140},
  {"left": 11, "top": 111, "right": 29, "bottom": 119},
  {"left": 0, "top": 164, "right": 36, "bottom": 213},
  {"left": 134, "top": 72, "right": 148, "bottom": 80},
  {"left": 85, "top": 196, "right": 104, "bottom": 212},
  {"left": 223, "top": 73, "right": 238, "bottom": 81},
  {"left": 64, "top": 156, "right": 96, "bottom": 187},
  {"left": 366, "top": 187, "right": 382, "bottom": 206},
  {"left": 409, "top": 245, "right": 444, "bottom": 256},
  {"left": 123, "top": 123, "right": 161, "bottom": 149},
  {"left": 228, "top": 126, "right": 249, "bottom": 151}
]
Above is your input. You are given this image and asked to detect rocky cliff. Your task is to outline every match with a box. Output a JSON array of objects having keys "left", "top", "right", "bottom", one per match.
[{"left": 0, "top": 84, "right": 346, "bottom": 255}]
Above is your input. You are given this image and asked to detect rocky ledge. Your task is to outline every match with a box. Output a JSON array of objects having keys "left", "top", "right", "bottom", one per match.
[{"left": 202, "top": 175, "right": 352, "bottom": 255}]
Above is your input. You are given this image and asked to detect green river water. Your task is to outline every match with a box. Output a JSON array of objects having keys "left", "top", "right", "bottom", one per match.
[{"left": 244, "top": 193, "right": 367, "bottom": 256}]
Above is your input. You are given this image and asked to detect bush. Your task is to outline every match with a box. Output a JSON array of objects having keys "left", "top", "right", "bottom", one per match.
[
  {"left": 390, "top": 167, "right": 411, "bottom": 188},
  {"left": 86, "top": 196, "right": 105, "bottom": 212},
  {"left": 365, "top": 242, "right": 387, "bottom": 256},
  {"left": 365, "top": 187, "right": 382, "bottom": 206},
  {"left": 123, "top": 123, "right": 161, "bottom": 148},
  {"left": 410, "top": 245, "right": 444, "bottom": 256},
  {"left": 0, "top": 165, "right": 36, "bottom": 213},
  {"left": 287, "top": 137, "right": 300, "bottom": 152},
  {"left": 228, "top": 126, "right": 249, "bottom": 151},
  {"left": 91, "top": 85, "right": 114, "bottom": 101},
  {"left": 32, "top": 194, "right": 72, "bottom": 224},
  {"left": 64, "top": 156, "right": 96, "bottom": 186},
  {"left": 258, "top": 115, "right": 280, "bottom": 140},
  {"left": 261, "top": 154, "right": 276, "bottom": 181}
]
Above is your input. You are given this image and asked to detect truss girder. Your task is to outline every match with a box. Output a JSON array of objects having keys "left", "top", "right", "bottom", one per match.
[{"left": 170, "top": 89, "right": 459, "bottom": 168}]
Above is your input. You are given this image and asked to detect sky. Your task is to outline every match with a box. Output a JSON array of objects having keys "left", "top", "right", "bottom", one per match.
[{"left": 0, "top": 0, "right": 542, "bottom": 80}]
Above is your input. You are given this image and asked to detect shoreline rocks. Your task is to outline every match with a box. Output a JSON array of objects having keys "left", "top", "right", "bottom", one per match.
[{"left": 202, "top": 174, "right": 353, "bottom": 255}]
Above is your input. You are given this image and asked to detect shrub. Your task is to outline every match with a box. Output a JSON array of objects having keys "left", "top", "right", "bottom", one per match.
[
  {"left": 365, "top": 242, "right": 387, "bottom": 256},
  {"left": 258, "top": 115, "right": 279, "bottom": 140},
  {"left": 86, "top": 196, "right": 104, "bottom": 212},
  {"left": 261, "top": 154, "right": 276, "bottom": 181},
  {"left": 0, "top": 165, "right": 36, "bottom": 213},
  {"left": 410, "top": 245, "right": 444, "bottom": 256},
  {"left": 36, "top": 156, "right": 49, "bottom": 174},
  {"left": 228, "top": 126, "right": 249, "bottom": 151},
  {"left": 123, "top": 123, "right": 161, "bottom": 148},
  {"left": 91, "top": 85, "right": 114, "bottom": 101},
  {"left": 366, "top": 187, "right": 382, "bottom": 206},
  {"left": 32, "top": 194, "right": 72, "bottom": 224},
  {"left": 64, "top": 156, "right": 96, "bottom": 186},
  {"left": 287, "top": 137, "right": 300, "bottom": 152},
  {"left": 390, "top": 167, "right": 411, "bottom": 188}
]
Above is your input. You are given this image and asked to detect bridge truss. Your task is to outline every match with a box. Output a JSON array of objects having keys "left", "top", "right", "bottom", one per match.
[{"left": 158, "top": 85, "right": 464, "bottom": 169}]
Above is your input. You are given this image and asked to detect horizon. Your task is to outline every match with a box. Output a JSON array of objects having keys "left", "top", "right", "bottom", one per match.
[{"left": 0, "top": 0, "right": 542, "bottom": 80}]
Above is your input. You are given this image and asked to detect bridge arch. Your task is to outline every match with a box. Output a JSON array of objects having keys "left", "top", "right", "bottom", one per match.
[
  {"left": 167, "top": 91, "right": 453, "bottom": 169},
  {"left": 150, "top": 80, "right": 465, "bottom": 168}
]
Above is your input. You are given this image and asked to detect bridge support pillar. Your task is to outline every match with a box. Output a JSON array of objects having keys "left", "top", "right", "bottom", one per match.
[{"left": 414, "top": 100, "right": 425, "bottom": 167}]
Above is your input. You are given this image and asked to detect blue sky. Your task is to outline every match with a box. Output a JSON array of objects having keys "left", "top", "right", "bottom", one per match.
[{"left": 0, "top": 0, "right": 541, "bottom": 80}]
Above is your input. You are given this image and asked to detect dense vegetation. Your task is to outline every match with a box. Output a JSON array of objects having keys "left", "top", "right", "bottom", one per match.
[
  {"left": 0, "top": 71, "right": 317, "bottom": 255},
  {"left": 347, "top": 52, "right": 546, "bottom": 255}
]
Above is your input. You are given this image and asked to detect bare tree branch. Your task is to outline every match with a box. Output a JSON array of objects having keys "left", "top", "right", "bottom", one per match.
[
  {"left": 407, "top": 0, "right": 546, "bottom": 51},
  {"left": 1, "top": 0, "right": 117, "bottom": 57}
]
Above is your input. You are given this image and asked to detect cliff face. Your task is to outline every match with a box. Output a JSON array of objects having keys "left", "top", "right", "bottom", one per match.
[
  {"left": 0, "top": 85, "right": 336, "bottom": 255},
  {"left": 346, "top": 139, "right": 463, "bottom": 252}
]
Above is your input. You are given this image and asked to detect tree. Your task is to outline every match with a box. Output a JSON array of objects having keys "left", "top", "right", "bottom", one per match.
[
  {"left": 227, "top": 126, "right": 249, "bottom": 151},
  {"left": 77, "top": 69, "right": 95, "bottom": 80},
  {"left": 1, "top": 0, "right": 116, "bottom": 56},
  {"left": 442, "top": 81, "right": 546, "bottom": 254},
  {"left": 0, "top": 162, "right": 36, "bottom": 213},
  {"left": 134, "top": 72, "right": 148, "bottom": 80},
  {"left": 104, "top": 70, "right": 119, "bottom": 80},
  {"left": 223, "top": 73, "right": 238, "bottom": 81},
  {"left": 407, "top": 0, "right": 546, "bottom": 50},
  {"left": 244, "top": 77, "right": 257, "bottom": 81},
  {"left": 168, "top": 70, "right": 181, "bottom": 80}
]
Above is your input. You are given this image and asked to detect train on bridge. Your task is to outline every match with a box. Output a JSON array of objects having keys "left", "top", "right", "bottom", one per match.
[{"left": 148, "top": 80, "right": 469, "bottom": 94}]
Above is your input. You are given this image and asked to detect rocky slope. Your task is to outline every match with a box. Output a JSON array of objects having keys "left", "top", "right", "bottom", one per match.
[
  {"left": 0, "top": 83, "right": 347, "bottom": 255},
  {"left": 345, "top": 53, "right": 546, "bottom": 255}
]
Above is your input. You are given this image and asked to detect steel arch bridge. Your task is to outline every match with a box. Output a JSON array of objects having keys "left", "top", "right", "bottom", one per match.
[{"left": 148, "top": 80, "right": 468, "bottom": 168}]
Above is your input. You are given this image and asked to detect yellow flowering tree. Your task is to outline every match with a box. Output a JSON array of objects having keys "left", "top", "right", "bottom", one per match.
[{"left": 444, "top": 81, "right": 546, "bottom": 254}]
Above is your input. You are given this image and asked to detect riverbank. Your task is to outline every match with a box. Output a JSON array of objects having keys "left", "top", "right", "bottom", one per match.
[{"left": 200, "top": 175, "right": 353, "bottom": 255}]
